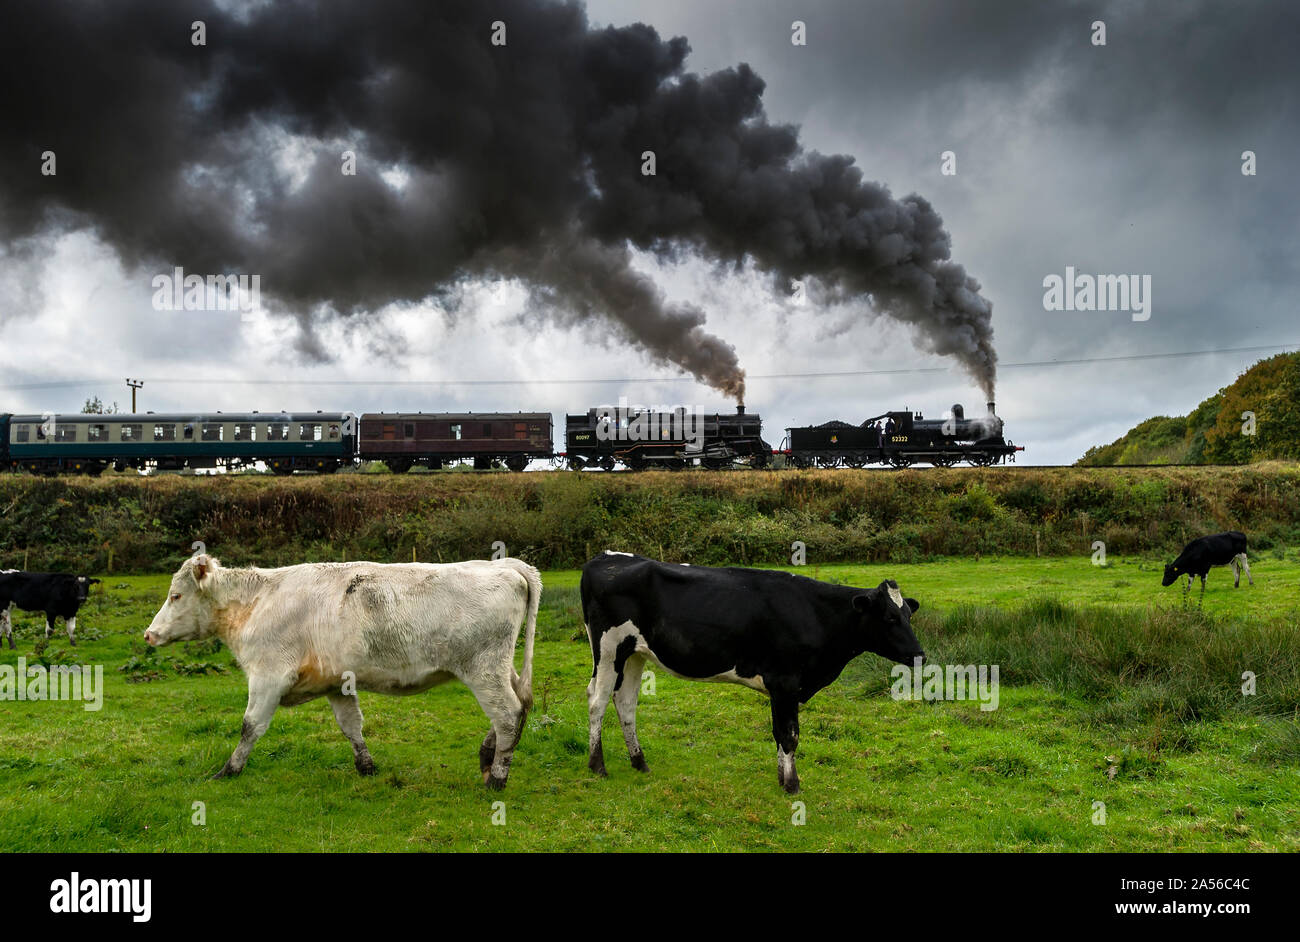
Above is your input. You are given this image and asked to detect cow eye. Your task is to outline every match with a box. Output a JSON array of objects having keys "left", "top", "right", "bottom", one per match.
[{"left": 170, "top": 594, "right": 182, "bottom": 602}]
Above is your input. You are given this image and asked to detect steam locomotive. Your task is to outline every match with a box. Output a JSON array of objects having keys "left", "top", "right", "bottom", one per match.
[
  {"left": 0, "top": 401, "right": 1019, "bottom": 473},
  {"left": 783, "top": 401, "right": 1022, "bottom": 468}
]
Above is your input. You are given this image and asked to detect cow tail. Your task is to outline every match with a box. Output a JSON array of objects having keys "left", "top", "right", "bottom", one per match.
[{"left": 507, "top": 559, "right": 541, "bottom": 711}]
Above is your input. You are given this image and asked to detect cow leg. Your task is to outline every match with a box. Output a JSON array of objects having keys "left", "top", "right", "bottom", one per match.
[
  {"left": 44, "top": 613, "right": 55, "bottom": 640},
  {"left": 479, "top": 729, "right": 497, "bottom": 778},
  {"left": 586, "top": 650, "right": 619, "bottom": 778},
  {"left": 328, "top": 692, "right": 375, "bottom": 776},
  {"left": 1199, "top": 574, "right": 1207, "bottom": 605},
  {"left": 213, "top": 674, "right": 290, "bottom": 779},
  {"left": 1, "top": 604, "right": 12, "bottom": 650},
  {"left": 771, "top": 695, "right": 801, "bottom": 795},
  {"left": 465, "top": 670, "right": 526, "bottom": 790},
  {"left": 614, "top": 653, "right": 649, "bottom": 772},
  {"left": 65, "top": 615, "right": 76, "bottom": 646},
  {"left": 1238, "top": 553, "right": 1254, "bottom": 586}
]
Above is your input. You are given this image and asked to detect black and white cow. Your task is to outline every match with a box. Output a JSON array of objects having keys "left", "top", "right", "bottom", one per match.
[
  {"left": 581, "top": 552, "right": 925, "bottom": 793},
  {"left": 0, "top": 571, "right": 101, "bottom": 648},
  {"left": 1162, "top": 531, "right": 1253, "bottom": 599}
]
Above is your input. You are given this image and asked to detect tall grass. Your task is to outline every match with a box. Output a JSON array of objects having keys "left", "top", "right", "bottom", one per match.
[
  {"left": 843, "top": 600, "right": 1300, "bottom": 731},
  {"left": 1, "top": 463, "right": 1297, "bottom": 572}
]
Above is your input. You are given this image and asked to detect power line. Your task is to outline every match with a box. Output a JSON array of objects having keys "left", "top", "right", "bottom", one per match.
[{"left": 0, "top": 342, "right": 1295, "bottom": 391}]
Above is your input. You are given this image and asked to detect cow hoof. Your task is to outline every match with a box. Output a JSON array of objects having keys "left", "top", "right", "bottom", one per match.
[
  {"left": 356, "top": 759, "right": 377, "bottom": 776},
  {"left": 211, "top": 762, "right": 240, "bottom": 780},
  {"left": 485, "top": 774, "right": 508, "bottom": 791},
  {"left": 782, "top": 777, "right": 801, "bottom": 795},
  {"left": 479, "top": 743, "right": 496, "bottom": 775},
  {"left": 630, "top": 753, "right": 650, "bottom": 773}
]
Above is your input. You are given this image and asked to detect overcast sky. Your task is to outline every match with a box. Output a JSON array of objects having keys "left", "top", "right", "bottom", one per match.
[{"left": 1, "top": 0, "right": 1295, "bottom": 464}]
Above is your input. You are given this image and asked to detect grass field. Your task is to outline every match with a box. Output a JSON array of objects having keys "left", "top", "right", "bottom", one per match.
[{"left": 1, "top": 551, "right": 1298, "bottom": 852}]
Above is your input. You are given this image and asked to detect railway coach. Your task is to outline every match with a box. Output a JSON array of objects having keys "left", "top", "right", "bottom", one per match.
[
  {"left": 358, "top": 412, "right": 552, "bottom": 472},
  {"left": 1, "top": 412, "right": 355, "bottom": 475}
]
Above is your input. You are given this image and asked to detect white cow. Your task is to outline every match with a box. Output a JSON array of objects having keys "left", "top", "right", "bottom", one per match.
[{"left": 144, "top": 553, "right": 540, "bottom": 788}]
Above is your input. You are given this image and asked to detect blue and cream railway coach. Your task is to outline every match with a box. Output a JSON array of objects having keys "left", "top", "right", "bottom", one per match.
[{"left": 1, "top": 412, "right": 356, "bottom": 475}]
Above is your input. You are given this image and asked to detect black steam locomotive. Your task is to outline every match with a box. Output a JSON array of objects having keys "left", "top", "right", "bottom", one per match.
[
  {"left": 783, "top": 401, "right": 1021, "bottom": 468},
  {"left": 564, "top": 405, "right": 770, "bottom": 470}
]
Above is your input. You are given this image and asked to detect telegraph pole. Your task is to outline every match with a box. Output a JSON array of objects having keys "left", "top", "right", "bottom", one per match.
[{"left": 126, "top": 378, "right": 144, "bottom": 412}]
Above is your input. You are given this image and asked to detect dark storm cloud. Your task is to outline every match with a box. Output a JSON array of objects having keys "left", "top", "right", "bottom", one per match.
[{"left": 0, "top": 0, "right": 1001, "bottom": 401}]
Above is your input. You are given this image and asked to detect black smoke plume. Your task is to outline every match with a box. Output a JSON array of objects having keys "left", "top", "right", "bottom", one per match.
[{"left": 0, "top": 0, "right": 997, "bottom": 401}]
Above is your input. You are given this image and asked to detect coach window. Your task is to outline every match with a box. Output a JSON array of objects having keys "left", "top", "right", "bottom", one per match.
[
  {"left": 120, "top": 424, "right": 143, "bottom": 442},
  {"left": 267, "top": 423, "right": 288, "bottom": 441},
  {"left": 154, "top": 424, "right": 176, "bottom": 442},
  {"left": 403, "top": 422, "right": 415, "bottom": 439},
  {"left": 183, "top": 424, "right": 194, "bottom": 440},
  {"left": 87, "top": 424, "right": 107, "bottom": 441},
  {"left": 482, "top": 423, "right": 492, "bottom": 437},
  {"left": 328, "top": 424, "right": 340, "bottom": 439},
  {"left": 55, "top": 424, "right": 78, "bottom": 442},
  {"left": 234, "top": 423, "right": 256, "bottom": 442},
  {"left": 14, "top": 424, "right": 29, "bottom": 442},
  {"left": 299, "top": 423, "right": 322, "bottom": 441},
  {"left": 451, "top": 423, "right": 462, "bottom": 440},
  {"left": 201, "top": 424, "right": 223, "bottom": 442},
  {"left": 514, "top": 422, "right": 527, "bottom": 440}
]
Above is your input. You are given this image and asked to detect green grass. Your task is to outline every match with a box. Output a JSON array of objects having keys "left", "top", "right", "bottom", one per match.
[{"left": 1, "top": 555, "right": 1297, "bottom": 852}]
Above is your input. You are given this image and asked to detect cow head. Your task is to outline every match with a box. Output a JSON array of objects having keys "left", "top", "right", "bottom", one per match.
[
  {"left": 854, "top": 579, "right": 924, "bottom": 664},
  {"left": 144, "top": 554, "right": 223, "bottom": 646},
  {"left": 74, "top": 575, "right": 101, "bottom": 602},
  {"left": 1161, "top": 563, "right": 1181, "bottom": 587}
]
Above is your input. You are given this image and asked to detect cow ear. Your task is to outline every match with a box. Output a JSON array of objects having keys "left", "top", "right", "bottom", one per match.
[
  {"left": 191, "top": 554, "right": 213, "bottom": 589},
  {"left": 904, "top": 597, "right": 920, "bottom": 613},
  {"left": 852, "top": 592, "right": 875, "bottom": 613}
]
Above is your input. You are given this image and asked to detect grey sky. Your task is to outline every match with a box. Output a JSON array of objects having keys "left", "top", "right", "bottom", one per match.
[{"left": 1, "top": 0, "right": 1295, "bottom": 464}]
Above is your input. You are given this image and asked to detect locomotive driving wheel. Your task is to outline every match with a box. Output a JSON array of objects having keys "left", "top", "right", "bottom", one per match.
[{"left": 599, "top": 456, "right": 616, "bottom": 472}]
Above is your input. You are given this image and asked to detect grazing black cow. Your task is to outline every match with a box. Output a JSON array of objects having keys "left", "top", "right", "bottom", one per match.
[
  {"left": 581, "top": 552, "right": 924, "bottom": 793},
  {"left": 0, "top": 572, "right": 101, "bottom": 648},
  {"left": 1162, "top": 531, "right": 1253, "bottom": 600}
]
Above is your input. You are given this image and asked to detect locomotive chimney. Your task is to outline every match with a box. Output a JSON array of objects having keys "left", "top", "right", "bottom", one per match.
[
  {"left": 737, "top": 403, "right": 746, "bottom": 415},
  {"left": 987, "top": 401, "right": 996, "bottom": 415}
]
